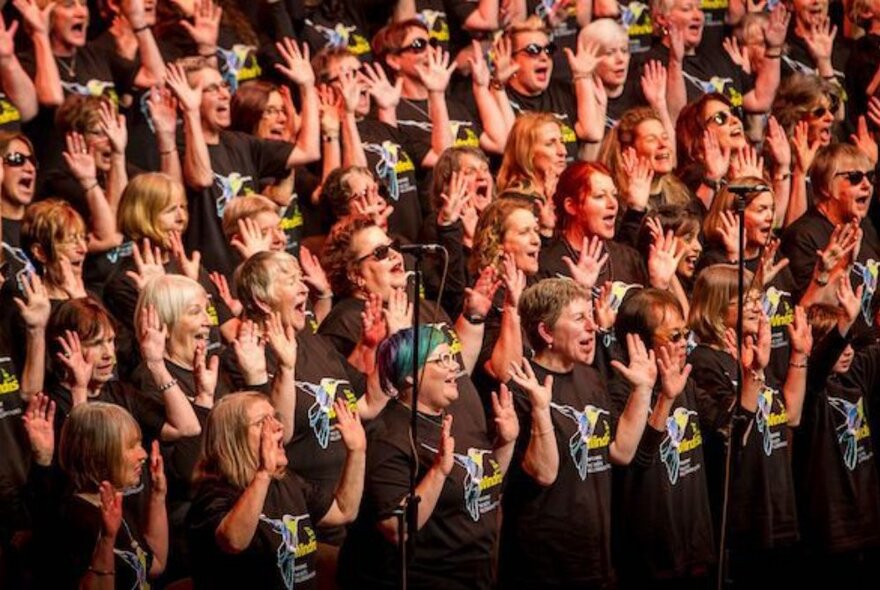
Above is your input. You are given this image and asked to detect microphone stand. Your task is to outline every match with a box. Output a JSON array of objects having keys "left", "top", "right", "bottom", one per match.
[
  {"left": 717, "top": 189, "right": 750, "bottom": 590},
  {"left": 397, "top": 250, "right": 425, "bottom": 590}
]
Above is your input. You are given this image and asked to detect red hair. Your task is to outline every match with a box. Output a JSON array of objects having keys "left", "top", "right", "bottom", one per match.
[{"left": 553, "top": 161, "right": 612, "bottom": 231}]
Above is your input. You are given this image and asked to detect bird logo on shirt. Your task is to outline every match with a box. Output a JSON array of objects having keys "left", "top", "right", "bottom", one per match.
[
  {"left": 762, "top": 286, "right": 791, "bottom": 320},
  {"left": 550, "top": 402, "right": 610, "bottom": 480},
  {"left": 621, "top": 1, "right": 649, "bottom": 26},
  {"left": 112, "top": 542, "right": 148, "bottom": 590},
  {"left": 606, "top": 281, "right": 643, "bottom": 314},
  {"left": 422, "top": 444, "right": 497, "bottom": 521},
  {"left": 213, "top": 172, "right": 254, "bottom": 216},
  {"left": 296, "top": 378, "right": 352, "bottom": 449},
  {"left": 417, "top": 9, "right": 449, "bottom": 41},
  {"left": 828, "top": 395, "right": 869, "bottom": 470},
  {"left": 259, "top": 513, "right": 316, "bottom": 590},
  {"left": 660, "top": 407, "right": 699, "bottom": 485},
  {"left": 217, "top": 44, "right": 261, "bottom": 89},
  {"left": 308, "top": 21, "right": 369, "bottom": 54},
  {"left": 852, "top": 260, "right": 879, "bottom": 323},
  {"left": 62, "top": 79, "right": 117, "bottom": 102},
  {"left": 364, "top": 141, "right": 409, "bottom": 201},
  {"left": 755, "top": 386, "right": 776, "bottom": 456}
]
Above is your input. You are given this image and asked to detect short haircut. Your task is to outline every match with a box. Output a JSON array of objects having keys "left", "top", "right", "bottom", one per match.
[
  {"left": 518, "top": 278, "right": 589, "bottom": 353},
  {"left": 230, "top": 80, "right": 279, "bottom": 135},
  {"left": 312, "top": 46, "right": 357, "bottom": 84},
  {"left": 22, "top": 199, "right": 87, "bottom": 265},
  {"left": 321, "top": 216, "right": 376, "bottom": 297},
  {"left": 135, "top": 274, "right": 207, "bottom": 333},
  {"left": 221, "top": 194, "right": 279, "bottom": 241},
  {"left": 372, "top": 18, "right": 429, "bottom": 60},
  {"left": 810, "top": 143, "right": 872, "bottom": 200},
  {"left": 377, "top": 326, "right": 447, "bottom": 397},
  {"left": 48, "top": 297, "right": 117, "bottom": 377},
  {"left": 55, "top": 94, "right": 110, "bottom": 135},
  {"left": 615, "top": 288, "right": 684, "bottom": 355},
  {"left": 430, "top": 147, "right": 489, "bottom": 213},
  {"left": 235, "top": 250, "right": 301, "bottom": 320},
  {"left": 118, "top": 172, "right": 187, "bottom": 247}
]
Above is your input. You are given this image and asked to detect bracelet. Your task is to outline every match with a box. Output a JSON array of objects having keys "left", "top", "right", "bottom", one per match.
[
  {"left": 702, "top": 177, "right": 724, "bottom": 191},
  {"left": 489, "top": 78, "right": 505, "bottom": 91},
  {"left": 464, "top": 312, "right": 486, "bottom": 325},
  {"left": 82, "top": 180, "right": 100, "bottom": 192},
  {"left": 748, "top": 368, "right": 766, "bottom": 383},
  {"left": 157, "top": 378, "right": 179, "bottom": 392},
  {"left": 789, "top": 360, "right": 808, "bottom": 369},
  {"left": 764, "top": 53, "right": 782, "bottom": 59},
  {"left": 572, "top": 73, "right": 592, "bottom": 81},
  {"left": 88, "top": 567, "right": 115, "bottom": 577},
  {"left": 316, "top": 291, "right": 333, "bottom": 300},
  {"left": 531, "top": 427, "right": 554, "bottom": 436},
  {"left": 160, "top": 147, "right": 177, "bottom": 155},
  {"left": 132, "top": 24, "right": 150, "bottom": 33},
  {"left": 773, "top": 171, "right": 792, "bottom": 181}
]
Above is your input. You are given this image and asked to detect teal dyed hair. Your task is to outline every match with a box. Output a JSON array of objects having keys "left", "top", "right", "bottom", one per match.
[{"left": 377, "top": 326, "right": 448, "bottom": 397}]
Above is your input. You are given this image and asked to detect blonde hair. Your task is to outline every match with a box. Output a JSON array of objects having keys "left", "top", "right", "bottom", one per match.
[
  {"left": 196, "top": 392, "right": 270, "bottom": 489},
  {"left": 135, "top": 274, "right": 207, "bottom": 333},
  {"left": 235, "top": 250, "right": 301, "bottom": 320},
  {"left": 497, "top": 112, "right": 561, "bottom": 196},
  {"left": 506, "top": 15, "right": 549, "bottom": 38},
  {"left": 702, "top": 176, "right": 771, "bottom": 247},
  {"left": 59, "top": 402, "right": 141, "bottom": 493},
  {"left": 688, "top": 264, "right": 755, "bottom": 347},
  {"left": 579, "top": 18, "right": 628, "bottom": 49},
  {"left": 471, "top": 198, "right": 537, "bottom": 275},
  {"left": 118, "top": 172, "right": 188, "bottom": 248},
  {"left": 21, "top": 199, "right": 87, "bottom": 286},
  {"left": 221, "top": 194, "right": 279, "bottom": 241}
]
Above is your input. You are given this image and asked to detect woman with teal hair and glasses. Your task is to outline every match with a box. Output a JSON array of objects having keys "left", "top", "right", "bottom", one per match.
[{"left": 339, "top": 325, "right": 527, "bottom": 590}]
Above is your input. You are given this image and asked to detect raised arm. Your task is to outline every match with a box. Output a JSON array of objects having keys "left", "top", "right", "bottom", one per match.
[
  {"left": 264, "top": 312, "right": 297, "bottom": 444},
  {"left": 15, "top": 273, "right": 51, "bottom": 400},
  {"left": 166, "top": 63, "right": 213, "bottom": 190},
  {"left": 120, "top": 0, "right": 166, "bottom": 88},
  {"left": 509, "top": 360, "right": 559, "bottom": 486},
  {"left": 275, "top": 38, "right": 321, "bottom": 166},
  {"left": 317, "top": 401, "right": 366, "bottom": 525},
  {"left": 0, "top": 15, "right": 38, "bottom": 121},
  {"left": 414, "top": 45, "right": 457, "bottom": 168},
  {"left": 742, "top": 5, "right": 787, "bottom": 113},
  {"left": 147, "top": 86, "right": 183, "bottom": 183},
  {"left": 608, "top": 334, "right": 658, "bottom": 464},
  {"left": 14, "top": 0, "right": 63, "bottom": 107}
]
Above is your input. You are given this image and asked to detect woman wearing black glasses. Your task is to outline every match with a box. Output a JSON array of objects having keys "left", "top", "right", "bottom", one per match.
[{"left": 0, "top": 132, "right": 37, "bottom": 257}]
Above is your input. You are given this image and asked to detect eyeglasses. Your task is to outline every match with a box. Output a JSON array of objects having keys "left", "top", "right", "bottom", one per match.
[
  {"left": 662, "top": 328, "right": 691, "bottom": 345},
  {"left": 203, "top": 80, "right": 231, "bottom": 94},
  {"left": 705, "top": 110, "right": 734, "bottom": 126},
  {"left": 834, "top": 170, "right": 875, "bottom": 185},
  {"left": 3, "top": 152, "right": 37, "bottom": 168},
  {"left": 356, "top": 240, "right": 400, "bottom": 263},
  {"left": 325, "top": 64, "right": 364, "bottom": 84},
  {"left": 426, "top": 351, "right": 456, "bottom": 367},
  {"left": 810, "top": 96, "right": 840, "bottom": 119},
  {"left": 59, "top": 233, "right": 89, "bottom": 246},
  {"left": 394, "top": 37, "right": 439, "bottom": 55},
  {"left": 263, "top": 106, "right": 285, "bottom": 118},
  {"left": 514, "top": 42, "right": 557, "bottom": 57},
  {"left": 249, "top": 411, "right": 283, "bottom": 428}
]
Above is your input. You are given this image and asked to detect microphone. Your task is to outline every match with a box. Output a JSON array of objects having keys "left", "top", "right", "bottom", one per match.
[
  {"left": 398, "top": 243, "right": 445, "bottom": 254},
  {"left": 726, "top": 183, "right": 771, "bottom": 195}
]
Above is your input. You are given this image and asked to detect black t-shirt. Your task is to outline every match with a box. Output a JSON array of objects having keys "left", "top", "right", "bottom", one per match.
[
  {"left": 298, "top": 1, "right": 372, "bottom": 62},
  {"left": 782, "top": 208, "right": 880, "bottom": 339},
  {"left": 499, "top": 362, "right": 617, "bottom": 588},
  {"left": 397, "top": 96, "right": 483, "bottom": 152},
  {"left": 1, "top": 217, "right": 22, "bottom": 249},
  {"left": 188, "top": 471, "right": 332, "bottom": 590},
  {"left": 508, "top": 81, "right": 579, "bottom": 161},
  {"left": 605, "top": 74, "right": 646, "bottom": 130},
  {"left": 608, "top": 378, "right": 715, "bottom": 580},
  {"left": 340, "top": 399, "right": 501, "bottom": 590},
  {"left": 0, "top": 337, "right": 31, "bottom": 531},
  {"left": 185, "top": 130, "right": 293, "bottom": 276},
  {"left": 845, "top": 33, "right": 880, "bottom": 120},
  {"left": 782, "top": 26, "right": 849, "bottom": 84},
  {"left": 688, "top": 344, "right": 799, "bottom": 551},
  {"left": 0, "top": 91, "right": 24, "bottom": 132},
  {"left": 795, "top": 331, "right": 880, "bottom": 553},
  {"left": 525, "top": 0, "right": 579, "bottom": 82},
  {"left": 357, "top": 118, "right": 428, "bottom": 242},
  {"left": 620, "top": 1, "right": 654, "bottom": 55}
]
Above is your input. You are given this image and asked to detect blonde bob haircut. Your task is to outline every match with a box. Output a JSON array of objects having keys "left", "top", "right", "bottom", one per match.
[
  {"left": 235, "top": 250, "right": 301, "bottom": 321},
  {"left": 497, "top": 112, "right": 561, "bottom": 196},
  {"left": 221, "top": 194, "right": 278, "bottom": 242},
  {"left": 688, "top": 264, "right": 756, "bottom": 347},
  {"left": 196, "top": 391, "right": 275, "bottom": 489},
  {"left": 59, "top": 402, "right": 142, "bottom": 493},
  {"left": 135, "top": 274, "right": 207, "bottom": 334},
  {"left": 118, "top": 172, "right": 188, "bottom": 248}
]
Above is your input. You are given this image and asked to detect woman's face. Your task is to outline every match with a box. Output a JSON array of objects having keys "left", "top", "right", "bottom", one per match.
[
  {"left": 269, "top": 264, "right": 310, "bottom": 332},
  {"left": 724, "top": 288, "right": 762, "bottom": 335},
  {"left": 676, "top": 230, "right": 702, "bottom": 279},
  {"left": 595, "top": 36, "right": 630, "bottom": 89},
  {"left": 501, "top": 208, "right": 542, "bottom": 275},
  {"left": 167, "top": 290, "right": 212, "bottom": 357},
  {"left": 251, "top": 211, "right": 287, "bottom": 253},
  {"left": 458, "top": 153, "right": 493, "bottom": 208},
  {"left": 545, "top": 297, "right": 596, "bottom": 365},
  {"left": 54, "top": 226, "right": 89, "bottom": 276},
  {"left": 327, "top": 55, "right": 369, "bottom": 116},
  {"left": 665, "top": 0, "right": 705, "bottom": 49},
  {"left": 702, "top": 99, "right": 746, "bottom": 151},
  {"left": 805, "top": 94, "right": 836, "bottom": 146},
  {"left": 52, "top": 0, "right": 89, "bottom": 48},
  {"left": 82, "top": 122, "right": 113, "bottom": 173},
  {"left": 832, "top": 343, "right": 855, "bottom": 373},
  {"left": 576, "top": 172, "right": 619, "bottom": 240},
  {"left": 82, "top": 325, "right": 117, "bottom": 386},
  {"left": 510, "top": 30, "right": 555, "bottom": 94},
  {"left": 651, "top": 308, "right": 688, "bottom": 369},
  {"left": 350, "top": 226, "right": 407, "bottom": 299},
  {"left": 156, "top": 192, "right": 189, "bottom": 239},
  {"left": 633, "top": 119, "right": 673, "bottom": 175},
  {"left": 1, "top": 139, "right": 37, "bottom": 208},
  {"left": 245, "top": 399, "right": 287, "bottom": 470},
  {"left": 256, "top": 91, "right": 291, "bottom": 142},
  {"left": 792, "top": 0, "right": 828, "bottom": 28},
  {"left": 120, "top": 434, "right": 147, "bottom": 489},
  {"left": 744, "top": 191, "right": 774, "bottom": 249},
  {"left": 418, "top": 343, "right": 460, "bottom": 412},
  {"left": 531, "top": 123, "right": 567, "bottom": 181},
  {"left": 828, "top": 161, "right": 873, "bottom": 221}
]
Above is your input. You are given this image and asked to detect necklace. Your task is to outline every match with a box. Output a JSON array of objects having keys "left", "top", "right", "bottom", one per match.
[
  {"left": 401, "top": 97, "right": 429, "bottom": 120},
  {"left": 56, "top": 53, "right": 77, "bottom": 78}
]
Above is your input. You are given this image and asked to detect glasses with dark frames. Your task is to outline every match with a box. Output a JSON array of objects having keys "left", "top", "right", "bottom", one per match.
[
  {"left": 809, "top": 95, "right": 840, "bottom": 119},
  {"left": 3, "top": 152, "right": 37, "bottom": 168},
  {"left": 834, "top": 170, "right": 875, "bottom": 185},
  {"left": 356, "top": 240, "right": 400, "bottom": 263},
  {"left": 514, "top": 42, "right": 557, "bottom": 57},
  {"left": 394, "top": 37, "right": 439, "bottom": 55}
]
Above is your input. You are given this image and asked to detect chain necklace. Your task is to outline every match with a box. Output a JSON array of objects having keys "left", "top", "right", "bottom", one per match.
[
  {"left": 401, "top": 97, "right": 429, "bottom": 120},
  {"left": 56, "top": 53, "right": 77, "bottom": 78}
]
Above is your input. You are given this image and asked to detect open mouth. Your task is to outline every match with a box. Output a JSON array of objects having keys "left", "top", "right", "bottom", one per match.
[
  {"left": 293, "top": 298, "right": 308, "bottom": 314},
  {"left": 194, "top": 327, "right": 211, "bottom": 341},
  {"left": 855, "top": 194, "right": 870, "bottom": 208},
  {"left": 71, "top": 22, "right": 87, "bottom": 35},
  {"left": 534, "top": 66, "right": 550, "bottom": 82},
  {"left": 17, "top": 176, "right": 34, "bottom": 191},
  {"left": 268, "top": 126, "right": 286, "bottom": 140},
  {"left": 391, "top": 260, "right": 405, "bottom": 274}
]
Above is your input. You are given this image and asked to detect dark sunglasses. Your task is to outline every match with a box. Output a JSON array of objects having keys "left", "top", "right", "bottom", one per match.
[
  {"left": 514, "top": 42, "right": 557, "bottom": 57},
  {"left": 834, "top": 170, "right": 875, "bottom": 185},
  {"left": 325, "top": 64, "right": 364, "bottom": 84},
  {"left": 810, "top": 95, "right": 840, "bottom": 119},
  {"left": 705, "top": 110, "right": 735, "bottom": 126},
  {"left": 356, "top": 240, "right": 400, "bottom": 263},
  {"left": 3, "top": 152, "right": 37, "bottom": 168},
  {"left": 394, "top": 37, "right": 439, "bottom": 55},
  {"left": 664, "top": 328, "right": 691, "bottom": 345}
]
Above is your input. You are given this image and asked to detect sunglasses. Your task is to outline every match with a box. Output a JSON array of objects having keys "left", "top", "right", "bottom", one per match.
[
  {"left": 394, "top": 37, "right": 439, "bottom": 55},
  {"left": 356, "top": 240, "right": 400, "bottom": 263},
  {"left": 4, "top": 152, "right": 37, "bottom": 168},
  {"left": 810, "top": 96, "right": 840, "bottom": 119},
  {"left": 663, "top": 328, "right": 691, "bottom": 345},
  {"left": 325, "top": 64, "right": 364, "bottom": 84},
  {"left": 834, "top": 170, "right": 875, "bottom": 185},
  {"left": 514, "top": 42, "right": 557, "bottom": 57},
  {"left": 705, "top": 110, "right": 735, "bottom": 126}
]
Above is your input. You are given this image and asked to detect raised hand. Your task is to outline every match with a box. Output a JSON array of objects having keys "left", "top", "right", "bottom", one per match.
[
  {"left": 22, "top": 392, "right": 55, "bottom": 466},
  {"left": 138, "top": 304, "right": 167, "bottom": 365},
  {"left": 350, "top": 183, "right": 393, "bottom": 229},
  {"left": 362, "top": 62, "right": 402, "bottom": 110},
  {"left": 193, "top": 340, "right": 219, "bottom": 406},
  {"left": 467, "top": 40, "right": 490, "bottom": 88},
  {"left": 489, "top": 35, "right": 519, "bottom": 85},
  {"left": 667, "top": 21, "right": 686, "bottom": 62},
  {"left": 209, "top": 271, "right": 242, "bottom": 317},
  {"left": 792, "top": 120, "right": 820, "bottom": 173},
  {"left": 334, "top": 399, "right": 366, "bottom": 452},
  {"left": 610, "top": 333, "right": 658, "bottom": 390},
  {"left": 384, "top": 287, "right": 413, "bottom": 335},
  {"left": 98, "top": 481, "right": 123, "bottom": 540},
  {"left": 702, "top": 128, "right": 731, "bottom": 181},
  {"left": 564, "top": 37, "right": 600, "bottom": 79},
  {"left": 359, "top": 292, "right": 387, "bottom": 348},
  {"left": 233, "top": 319, "right": 267, "bottom": 384},
  {"left": 729, "top": 144, "right": 765, "bottom": 180},
  {"left": 508, "top": 358, "right": 553, "bottom": 411},
  {"left": 765, "top": 116, "right": 791, "bottom": 171},
  {"left": 868, "top": 96, "right": 880, "bottom": 131},
  {"left": 0, "top": 14, "right": 20, "bottom": 59},
  {"left": 264, "top": 311, "right": 297, "bottom": 370},
  {"left": 756, "top": 238, "right": 790, "bottom": 287},
  {"left": 300, "top": 246, "right": 332, "bottom": 300},
  {"left": 850, "top": 116, "right": 878, "bottom": 167},
  {"left": 621, "top": 147, "right": 654, "bottom": 210},
  {"left": 836, "top": 273, "right": 863, "bottom": 327},
  {"left": 803, "top": 16, "right": 836, "bottom": 62},
  {"left": 317, "top": 85, "right": 341, "bottom": 138},
  {"left": 764, "top": 4, "right": 791, "bottom": 50},
  {"left": 434, "top": 414, "right": 455, "bottom": 476},
  {"left": 593, "top": 280, "right": 617, "bottom": 330},
  {"left": 230, "top": 217, "right": 272, "bottom": 260},
  {"left": 501, "top": 252, "right": 526, "bottom": 308},
  {"left": 168, "top": 231, "right": 201, "bottom": 280},
  {"left": 415, "top": 46, "right": 456, "bottom": 94},
  {"left": 648, "top": 229, "right": 685, "bottom": 290},
  {"left": 437, "top": 170, "right": 469, "bottom": 227},
  {"left": 718, "top": 210, "right": 741, "bottom": 261},
  {"left": 723, "top": 36, "right": 751, "bottom": 75},
  {"left": 817, "top": 220, "right": 860, "bottom": 274},
  {"left": 147, "top": 86, "right": 179, "bottom": 137},
  {"left": 63, "top": 132, "right": 97, "bottom": 185},
  {"left": 491, "top": 383, "right": 520, "bottom": 445},
  {"left": 165, "top": 62, "right": 202, "bottom": 114},
  {"left": 12, "top": 0, "right": 53, "bottom": 37},
  {"left": 656, "top": 343, "right": 692, "bottom": 401},
  {"left": 754, "top": 314, "right": 771, "bottom": 369},
  {"left": 640, "top": 59, "right": 668, "bottom": 110},
  {"left": 57, "top": 330, "right": 94, "bottom": 393},
  {"left": 275, "top": 37, "right": 315, "bottom": 87},
  {"left": 179, "top": 0, "right": 221, "bottom": 53},
  {"left": 563, "top": 236, "right": 608, "bottom": 290},
  {"left": 335, "top": 69, "right": 362, "bottom": 115},
  {"left": 464, "top": 265, "right": 501, "bottom": 319},
  {"left": 149, "top": 440, "right": 167, "bottom": 498},
  {"left": 14, "top": 272, "right": 50, "bottom": 330},
  {"left": 787, "top": 305, "right": 812, "bottom": 356},
  {"left": 258, "top": 417, "right": 283, "bottom": 475},
  {"left": 126, "top": 238, "right": 165, "bottom": 290}
]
